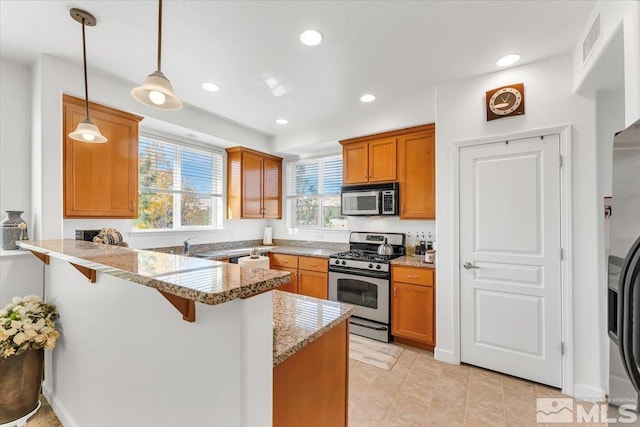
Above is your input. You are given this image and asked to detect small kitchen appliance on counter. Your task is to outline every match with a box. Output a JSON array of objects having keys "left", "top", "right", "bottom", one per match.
[{"left": 328, "top": 231, "right": 405, "bottom": 342}]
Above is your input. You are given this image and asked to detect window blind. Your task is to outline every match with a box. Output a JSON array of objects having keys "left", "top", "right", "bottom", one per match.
[
  {"left": 139, "top": 137, "right": 223, "bottom": 197},
  {"left": 286, "top": 155, "right": 343, "bottom": 197}
]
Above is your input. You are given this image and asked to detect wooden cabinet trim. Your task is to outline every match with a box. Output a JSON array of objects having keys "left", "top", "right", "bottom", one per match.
[
  {"left": 226, "top": 145, "right": 283, "bottom": 162},
  {"left": 63, "top": 94, "right": 143, "bottom": 123},
  {"left": 339, "top": 123, "right": 434, "bottom": 145}
]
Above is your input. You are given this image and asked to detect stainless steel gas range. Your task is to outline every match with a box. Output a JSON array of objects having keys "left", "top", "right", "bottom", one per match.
[{"left": 328, "top": 231, "right": 405, "bottom": 342}]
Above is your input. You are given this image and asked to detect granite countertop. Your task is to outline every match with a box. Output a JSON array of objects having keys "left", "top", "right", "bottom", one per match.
[
  {"left": 272, "top": 290, "right": 353, "bottom": 366},
  {"left": 17, "top": 240, "right": 290, "bottom": 306},
  {"left": 391, "top": 255, "right": 436, "bottom": 269},
  {"left": 193, "top": 245, "right": 340, "bottom": 260}
]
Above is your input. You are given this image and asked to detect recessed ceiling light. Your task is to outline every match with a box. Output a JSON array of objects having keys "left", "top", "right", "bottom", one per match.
[
  {"left": 299, "top": 29, "right": 323, "bottom": 46},
  {"left": 360, "top": 94, "right": 376, "bottom": 103},
  {"left": 496, "top": 53, "right": 521, "bottom": 67},
  {"left": 202, "top": 82, "right": 220, "bottom": 92},
  {"left": 275, "top": 119, "right": 289, "bottom": 125}
]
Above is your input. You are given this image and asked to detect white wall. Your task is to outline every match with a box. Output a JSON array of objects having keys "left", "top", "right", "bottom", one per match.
[
  {"left": 574, "top": 0, "right": 640, "bottom": 126},
  {"left": 435, "top": 54, "right": 604, "bottom": 397},
  {"left": 270, "top": 90, "right": 436, "bottom": 156},
  {"left": 0, "top": 59, "right": 32, "bottom": 223},
  {"left": 27, "top": 54, "right": 271, "bottom": 247}
]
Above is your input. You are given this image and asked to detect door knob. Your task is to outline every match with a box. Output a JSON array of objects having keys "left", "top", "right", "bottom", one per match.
[{"left": 463, "top": 262, "right": 480, "bottom": 269}]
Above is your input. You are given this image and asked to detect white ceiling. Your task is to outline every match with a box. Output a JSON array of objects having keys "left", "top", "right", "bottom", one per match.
[{"left": 0, "top": 0, "right": 595, "bottom": 138}]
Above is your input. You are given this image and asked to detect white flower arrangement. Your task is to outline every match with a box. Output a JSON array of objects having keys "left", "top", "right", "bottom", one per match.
[{"left": 0, "top": 295, "right": 60, "bottom": 359}]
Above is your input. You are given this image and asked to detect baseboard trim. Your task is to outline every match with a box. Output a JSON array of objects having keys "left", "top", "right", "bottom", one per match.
[
  {"left": 572, "top": 383, "right": 607, "bottom": 400},
  {"left": 434, "top": 347, "right": 458, "bottom": 364},
  {"left": 42, "top": 382, "right": 77, "bottom": 427},
  {"left": 392, "top": 336, "right": 434, "bottom": 352}
]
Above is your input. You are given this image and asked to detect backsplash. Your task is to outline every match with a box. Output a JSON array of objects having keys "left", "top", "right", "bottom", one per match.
[{"left": 148, "top": 238, "right": 349, "bottom": 255}]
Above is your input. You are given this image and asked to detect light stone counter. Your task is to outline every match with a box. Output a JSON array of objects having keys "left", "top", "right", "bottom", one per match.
[
  {"left": 391, "top": 255, "right": 436, "bottom": 269},
  {"left": 192, "top": 245, "right": 343, "bottom": 260},
  {"left": 272, "top": 290, "right": 353, "bottom": 366},
  {"left": 17, "top": 239, "right": 290, "bottom": 305}
]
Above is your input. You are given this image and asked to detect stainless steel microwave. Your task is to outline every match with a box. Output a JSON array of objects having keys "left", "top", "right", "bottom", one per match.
[{"left": 341, "top": 182, "right": 399, "bottom": 216}]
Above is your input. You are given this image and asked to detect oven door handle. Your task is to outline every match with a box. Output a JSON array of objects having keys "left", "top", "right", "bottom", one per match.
[
  {"left": 349, "top": 320, "right": 388, "bottom": 331},
  {"left": 328, "top": 267, "right": 389, "bottom": 280}
]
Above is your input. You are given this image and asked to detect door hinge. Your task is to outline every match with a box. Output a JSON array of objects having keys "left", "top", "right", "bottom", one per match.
[
  {"left": 561, "top": 342, "right": 565, "bottom": 355},
  {"left": 560, "top": 248, "right": 564, "bottom": 260},
  {"left": 559, "top": 155, "right": 563, "bottom": 168}
]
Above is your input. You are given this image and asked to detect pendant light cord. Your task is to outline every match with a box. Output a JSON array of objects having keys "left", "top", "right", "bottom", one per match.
[
  {"left": 81, "top": 18, "right": 90, "bottom": 120},
  {"left": 157, "top": 0, "right": 163, "bottom": 72}
]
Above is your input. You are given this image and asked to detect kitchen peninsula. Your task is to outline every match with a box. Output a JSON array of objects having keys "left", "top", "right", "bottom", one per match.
[{"left": 16, "top": 240, "right": 353, "bottom": 427}]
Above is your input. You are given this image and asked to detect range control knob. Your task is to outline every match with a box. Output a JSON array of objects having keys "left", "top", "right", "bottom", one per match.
[
  {"left": 368, "top": 263, "right": 374, "bottom": 269},
  {"left": 341, "top": 260, "right": 346, "bottom": 266},
  {"left": 334, "top": 259, "right": 340, "bottom": 265},
  {"left": 376, "top": 265, "right": 382, "bottom": 270}
]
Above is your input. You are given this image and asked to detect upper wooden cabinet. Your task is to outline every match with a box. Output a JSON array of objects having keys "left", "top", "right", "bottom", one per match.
[
  {"left": 398, "top": 125, "right": 436, "bottom": 219},
  {"left": 226, "top": 147, "right": 283, "bottom": 219},
  {"left": 340, "top": 124, "right": 436, "bottom": 219},
  {"left": 63, "top": 95, "right": 143, "bottom": 218},
  {"left": 340, "top": 137, "right": 396, "bottom": 184}
]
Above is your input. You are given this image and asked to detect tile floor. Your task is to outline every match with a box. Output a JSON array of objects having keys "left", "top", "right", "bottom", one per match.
[{"left": 27, "top": 344, "right": 630, "bottom": 426}]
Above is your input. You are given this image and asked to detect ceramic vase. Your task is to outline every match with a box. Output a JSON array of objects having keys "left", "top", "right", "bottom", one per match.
[{"left": 0, "top": 210, "right": 28, "bottom": 250}]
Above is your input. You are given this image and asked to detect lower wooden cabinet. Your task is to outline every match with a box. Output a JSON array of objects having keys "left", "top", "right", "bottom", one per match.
[
  {"left": 269, "top": 254, "right": 328, "bottom": 298},
  {"left": 273, "top": 320, "right": 348, "bottom": 426},
  {"left": 391, "top": 266, "right": 435, "bottom": 349}
]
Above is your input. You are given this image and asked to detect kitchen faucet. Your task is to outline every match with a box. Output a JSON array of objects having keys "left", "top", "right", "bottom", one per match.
[{"left": 183, "top": 237, "right": 197, "bottom": 254}]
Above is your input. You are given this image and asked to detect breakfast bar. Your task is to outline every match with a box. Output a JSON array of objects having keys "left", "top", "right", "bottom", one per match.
[{"left": 16, "top": 240, "right": 352, "bottom": 427}]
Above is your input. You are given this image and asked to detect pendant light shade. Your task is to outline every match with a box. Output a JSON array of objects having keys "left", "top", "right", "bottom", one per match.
[
  {"left": 132, "top": 0, "right": 182, "bottom": 110},
  {"left": 68, "top": 8, "right": 107, "bottom": 143},
  {"left": 68, "top": 119, "right": 107, "bottom": 143}
]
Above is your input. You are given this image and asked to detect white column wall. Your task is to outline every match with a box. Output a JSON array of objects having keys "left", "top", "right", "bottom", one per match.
[
  {"left": 0, "top": 59, "right": 32, "bottom": 221},
  {"left": 43, "top": 257, "right": 272, "bottom": 427}
]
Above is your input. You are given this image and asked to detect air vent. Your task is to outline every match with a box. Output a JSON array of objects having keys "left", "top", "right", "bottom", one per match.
[{"left": 582, "top": 13, "right": 601, "bottom": 63}]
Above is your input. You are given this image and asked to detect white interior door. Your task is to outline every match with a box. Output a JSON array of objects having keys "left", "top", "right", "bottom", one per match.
[{"left": 459, "top": 135, "right": 562, "bottom": 387}]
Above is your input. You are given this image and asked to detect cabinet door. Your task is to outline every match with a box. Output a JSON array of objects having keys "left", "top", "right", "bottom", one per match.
[
  {"left": 242, "top": 151, "right": 264, "bottom": 218},
  {"left": 273, "top": 266, "right": 298, "bottom": 293},
  {"left": 398, "top": 128, "right": 435, "bottom": 219},
  {"left": 368, "top": 137, "right": 397, "bottom": 183},
  {"left": 342, "top": 141, "right": 369, "bottom": 184},
  {"left": 298, "top": 270, "right": 328, "bottom": 299},
  {"left": 63, "top": 95, "right": 142, "bottom": 218},
  {"left": 262, "top": 156, "right": 282, "bottom": 219},
  {"left": 391, "top": 282, "right": 434, "bottom": 344}
]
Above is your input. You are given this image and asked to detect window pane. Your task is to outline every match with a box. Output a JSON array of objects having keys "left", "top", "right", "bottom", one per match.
[
  {"left": 295, "top": 198, "right": 318, "bottom": 226},
  {"left": 135, "top": 192, "right": 174, "bottom": 229},
  {"left": 139, "top": 139, "right": 175, "bottom": 190},
  {"left": 181, "top": 194, "right": 212, "bottom": 226},
  {"left": 322, "top": 196, "right": 347, "bottom": 229}
]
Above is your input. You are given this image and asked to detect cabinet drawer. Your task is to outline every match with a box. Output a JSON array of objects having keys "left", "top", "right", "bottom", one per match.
[
  {"left": 270, "top": 253, "right": 298, "bottom": 268},
  {"left": 392, "top": 266, "right": 433, "bottom": 286},
  {"left": 298, "top": 256, "right": 328, "bottom": 273}
]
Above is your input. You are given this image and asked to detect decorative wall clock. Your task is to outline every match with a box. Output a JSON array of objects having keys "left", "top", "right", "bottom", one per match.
[{"left": 486, "top": 83, "right": 525, "bottom": 121}]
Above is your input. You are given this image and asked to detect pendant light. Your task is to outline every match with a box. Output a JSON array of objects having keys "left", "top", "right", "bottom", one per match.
[
  {"left": 131, "top": 0, "right": 182, "bottom": 110},
  {"left": 68, "top": 8, "right": 107, "bottom": 143}
]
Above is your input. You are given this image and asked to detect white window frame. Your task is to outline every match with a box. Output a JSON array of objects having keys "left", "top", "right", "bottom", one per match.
[
  {"left": 134, "top": 132, "right": 224, "bottom": 232},
  {"left": 286, "top": 154, "right": 346, "bottom": 230}
]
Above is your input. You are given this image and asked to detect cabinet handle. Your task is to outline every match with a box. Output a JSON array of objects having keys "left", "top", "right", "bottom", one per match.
[
  {"left": 131, "top": 200, "right": 136, "bottom": 212},
  {"left": 401, "top": 204, "right": 404, "bottom": 213},
  {"left": 309, "top": 263, "right": 317, "bottom": 267},
  {"left": 394, "top": 286, "right": 397, "bottom": 297},
  {"left": 406, "top": 275, "right": 419, "bottom": 278}
]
